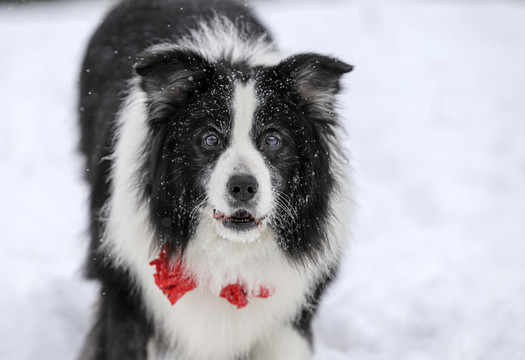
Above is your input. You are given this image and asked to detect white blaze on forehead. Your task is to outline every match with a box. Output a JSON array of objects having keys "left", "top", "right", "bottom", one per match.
[
  {"left": 205, "top": 79, "right": 274, "bottom": 242},
  {"left": 231, "top": 81, "right": 258, "bottom": 152},
  {"left": 227, "top": 80, "right": 273, "bottom": 216}
]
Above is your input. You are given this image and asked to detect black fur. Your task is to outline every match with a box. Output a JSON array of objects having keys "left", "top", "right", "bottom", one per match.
[
  {"left": 136, "top": 49, "right": 235, "bottom": 257},
  {"left": 255, "top": 55, "right": 352, "bottom": 264},
  {"left": 78, "top": 269, "right": 152, "bottom": 360},
  {"left": 79, "top": 0, "right": 351, "bottom": 358}
]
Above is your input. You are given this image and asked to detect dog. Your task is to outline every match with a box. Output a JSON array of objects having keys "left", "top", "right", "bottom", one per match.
[{"left": 78, "top": 0, "right": 352, "bottom": 359}]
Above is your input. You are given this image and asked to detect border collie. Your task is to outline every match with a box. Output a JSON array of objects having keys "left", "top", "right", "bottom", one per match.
[{"left": 78, "top": 0, "right": 352, "bottom": 359}]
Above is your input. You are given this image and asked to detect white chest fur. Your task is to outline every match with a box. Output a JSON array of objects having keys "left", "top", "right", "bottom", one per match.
[
  {"left": 106, "top": 203, "right": 314, "bottom": 360},
  {"left": 150, "top": 214, "right": 313, "bottom": 360}
]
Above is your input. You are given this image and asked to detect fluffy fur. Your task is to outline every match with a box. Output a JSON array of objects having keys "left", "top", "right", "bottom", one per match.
[{"left": 78, "top": 0, "right": 353, "bottom": 359}]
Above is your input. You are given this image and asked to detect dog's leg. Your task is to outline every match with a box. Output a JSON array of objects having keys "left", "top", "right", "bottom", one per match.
[
  {"left": 251, "top": 325, "right": 313, "bottom": 360},
  {"left": 251, "top": 271, "right": 337, "bottom": 359},
  {"left": 78, "top": 279, "right": 152, "bottom": 360}
]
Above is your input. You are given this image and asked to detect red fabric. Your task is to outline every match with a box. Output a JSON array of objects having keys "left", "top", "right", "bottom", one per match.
[
  {"left": 219, "top": 283, "right": 249, "bottom": 309},
  {"left": 220, "top": 284, "right": 275, "bottom": 309},
  {"left": 257, "top": 286, "right": 272, "bottom": 298},
  {"left": 150, "top": 247, "right": 274, "bottom": 308},
  {"left": 149, "top": 248, "right": 197, "bottom": 305}
]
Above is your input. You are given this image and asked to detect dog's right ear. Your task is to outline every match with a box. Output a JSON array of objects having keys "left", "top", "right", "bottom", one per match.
[
  {"left": 134, "top": 47, "right": 212, "bottom": 104},
  {"left": 276, "top": 53, "right": 353, "bottom": 113}
]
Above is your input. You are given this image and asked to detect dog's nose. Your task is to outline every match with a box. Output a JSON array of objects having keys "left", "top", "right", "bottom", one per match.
[{"left": 227, "top": 174, "right": 258, "bottom": 202}]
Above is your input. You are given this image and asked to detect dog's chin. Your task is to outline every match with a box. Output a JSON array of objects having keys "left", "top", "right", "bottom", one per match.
[{"left": 213, "top": 209, "right": 266, "bottom": 243}]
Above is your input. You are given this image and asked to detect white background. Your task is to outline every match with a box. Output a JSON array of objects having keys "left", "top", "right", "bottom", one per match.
[{"left": 1, "top": 1, "right": 524, "bottom": 359}]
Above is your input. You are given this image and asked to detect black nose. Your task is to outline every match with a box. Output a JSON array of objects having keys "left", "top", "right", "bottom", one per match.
[{"left": 227, "top": 174, "right": 258, "bottom": 202}]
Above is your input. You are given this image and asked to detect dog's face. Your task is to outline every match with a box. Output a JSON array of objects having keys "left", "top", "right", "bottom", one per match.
[{"left": 134, "top": 48, "right": 352, "bottom": 259}]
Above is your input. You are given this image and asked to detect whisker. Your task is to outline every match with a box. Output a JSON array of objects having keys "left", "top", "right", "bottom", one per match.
[
  {"left": 274, "top": 190, "right": 298, "bottom": 218},
  {"left": 189, "top": 193, "right": 208, "bottom": 219},
  {"left": 271, "top": 190, "right": 297, "bottom": 222},
  {"left": 275, "top": 200, "right": 295, "bottom": 222}
]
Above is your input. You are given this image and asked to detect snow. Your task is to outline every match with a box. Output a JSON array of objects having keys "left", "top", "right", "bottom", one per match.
[{"left": 1, "top": 1, "right": 524, "bottom": 359}]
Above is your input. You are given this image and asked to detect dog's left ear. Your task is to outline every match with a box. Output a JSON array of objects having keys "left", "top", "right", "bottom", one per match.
[
  {"left": 134, "top": 47, "right": 213, "bottom": 104},
  {"left": 277, "top": 53, "right": 353, "bottom": 110}
]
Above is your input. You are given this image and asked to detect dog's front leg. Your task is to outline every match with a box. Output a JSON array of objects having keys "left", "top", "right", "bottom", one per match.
[
  {"left": 78, "top": 281, "right": 152, "bottom": 360},
  {"left": 251, "top": 325, "right": 313, "bottom": 360}
]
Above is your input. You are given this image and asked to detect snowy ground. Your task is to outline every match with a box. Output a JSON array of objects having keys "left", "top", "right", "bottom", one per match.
[{"left": 1, "top": 0, "right": 524, "bottom": 359}]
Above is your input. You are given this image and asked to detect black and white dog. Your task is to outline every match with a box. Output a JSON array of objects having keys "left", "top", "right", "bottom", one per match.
[{"left": 78, "top": 0, "right": 352, "bottom": 359}]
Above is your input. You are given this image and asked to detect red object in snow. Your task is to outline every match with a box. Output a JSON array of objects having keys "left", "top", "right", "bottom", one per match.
[{"left": 149, "top": 247, "right": 197, "bottom": 305}]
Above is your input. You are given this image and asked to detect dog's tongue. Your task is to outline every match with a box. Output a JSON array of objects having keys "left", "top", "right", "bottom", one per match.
[{"left": 150, "top": 246, "right": 273, "bottom": 308}]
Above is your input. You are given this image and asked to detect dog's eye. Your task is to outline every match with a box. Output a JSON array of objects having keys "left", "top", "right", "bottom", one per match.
[
  {"left": 203, "top": 134, "right": 220, "bottom": 147},
  {"left": 264, "top": 135, "right": 280, "bottom": 148}
]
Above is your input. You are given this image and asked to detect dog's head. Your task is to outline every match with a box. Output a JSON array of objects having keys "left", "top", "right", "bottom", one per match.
[{"left": 133, "top": 47, "right": 352, "bottom": 260}]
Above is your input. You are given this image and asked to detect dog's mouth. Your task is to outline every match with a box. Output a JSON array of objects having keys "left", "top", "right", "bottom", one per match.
[{"left": 213, "top": 209, "right": 266, "bottom": 231}]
